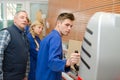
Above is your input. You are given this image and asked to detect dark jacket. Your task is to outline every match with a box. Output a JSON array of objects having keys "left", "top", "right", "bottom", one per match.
[{"left": 2, "top": 24, "right": 29, "bottom": 80}]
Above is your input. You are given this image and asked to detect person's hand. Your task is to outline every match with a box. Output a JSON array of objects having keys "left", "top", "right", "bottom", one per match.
[
  {"left": 23, "top": 76, "right": 27, "bottom": 80},
  {"left": 70, "top": 53, "right": 80, "bottom": 66},
  {"left": 66, "top": 53, "right": 80, "bottom": 66}
]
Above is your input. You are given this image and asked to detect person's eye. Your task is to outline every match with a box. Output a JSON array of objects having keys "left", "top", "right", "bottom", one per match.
[
  {"left": 70, "top": 25, "right": 73, "bottom": 28},
  {"left": 65, "top": 24, "right": 70, "bottom": 26},
  {"left": 65, "top": 24, "right": 73, "bottom": 28}
]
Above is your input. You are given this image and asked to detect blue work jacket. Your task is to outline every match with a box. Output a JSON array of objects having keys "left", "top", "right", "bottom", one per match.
[
  {"left": 27, "top": 33, "right": 41, "bottom": 80},
  {"left": 36, "top": 30, "right": 70, "bottom": 80}
]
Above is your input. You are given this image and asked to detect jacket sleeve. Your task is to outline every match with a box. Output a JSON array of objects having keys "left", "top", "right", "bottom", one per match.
[{"left": 48, "top": 36, "right": 69, "bottom": 72}]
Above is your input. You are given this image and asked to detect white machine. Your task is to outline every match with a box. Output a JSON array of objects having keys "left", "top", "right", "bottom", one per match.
[{"left": 79, "top": 12, "right": 120, "bottom": 80}]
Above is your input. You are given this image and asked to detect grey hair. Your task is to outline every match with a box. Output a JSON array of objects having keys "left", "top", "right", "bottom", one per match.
[{"left": 14, "top": 10, "right": 27, "bottom": 17}]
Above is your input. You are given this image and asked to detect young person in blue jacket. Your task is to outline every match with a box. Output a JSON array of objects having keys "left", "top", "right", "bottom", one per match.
[
  {"left": 27, "top": 20, "right": 44, "bottom": 80},
  {"left": 36, "top": 12, "right": 80, "bottom": 80}
]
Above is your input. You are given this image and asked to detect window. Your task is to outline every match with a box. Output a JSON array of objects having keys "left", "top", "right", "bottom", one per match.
[
  {"left": 0, "top": 1, "right": 24, "bottom": 29},
  {"left": 0, "top": 3, "right": 3, "bottom": 29},
  {"left": 0, "top": 0, "right": 48, "bottom": 29},
  {"left": 30, "top": 3, "right": 48, "bottom": 22},
  {"left": 7, "top": 3, "right": 23, "bottom": 26}
]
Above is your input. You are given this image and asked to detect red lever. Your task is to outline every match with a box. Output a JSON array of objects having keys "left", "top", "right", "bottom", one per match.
[{"left": 77, "top": 76, "right": 83, "bottom": 80}]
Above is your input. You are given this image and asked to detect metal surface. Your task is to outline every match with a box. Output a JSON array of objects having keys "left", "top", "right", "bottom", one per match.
[{"left": 79, "top": 12, "right": 120, "bottom": 80}]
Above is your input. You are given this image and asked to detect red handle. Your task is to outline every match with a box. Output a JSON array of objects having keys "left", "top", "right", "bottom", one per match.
[{"left": 77, "top": 76, "right": 83, "bottom": 80}]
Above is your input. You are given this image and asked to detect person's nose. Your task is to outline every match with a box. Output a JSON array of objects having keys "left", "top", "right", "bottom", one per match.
[
  {"left": 24, "top": 18, "right": 27, "bottom": 24},
  {"left": 68, "top": 26, "right": 72, "bottom": 30}
]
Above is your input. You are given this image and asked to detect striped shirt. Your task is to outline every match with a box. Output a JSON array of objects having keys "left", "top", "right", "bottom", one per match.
[{"left": 0, "top": 30, "right": 11, "bottom": 80}]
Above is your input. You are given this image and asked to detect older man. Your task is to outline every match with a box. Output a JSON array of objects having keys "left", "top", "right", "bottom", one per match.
[{"left": 0, "top": 10, "right": 29, "bottom": 80}]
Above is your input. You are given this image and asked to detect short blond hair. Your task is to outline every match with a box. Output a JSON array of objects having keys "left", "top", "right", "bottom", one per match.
[{"left": 30, "top": 20, "right": 44, "bottom": 38}]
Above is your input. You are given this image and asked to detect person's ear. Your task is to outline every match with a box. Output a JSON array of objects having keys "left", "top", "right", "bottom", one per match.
[{"left": 57, "top": 20, "right": 61, "bottom": 25}]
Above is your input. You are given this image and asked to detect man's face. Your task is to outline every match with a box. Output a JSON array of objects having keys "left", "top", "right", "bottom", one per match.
[
  {"left": 58, "top": 19, "right": 73, "bottom": 36},
  {"left": 14, "top": 12, "right": 28, "bottom": 30}
]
